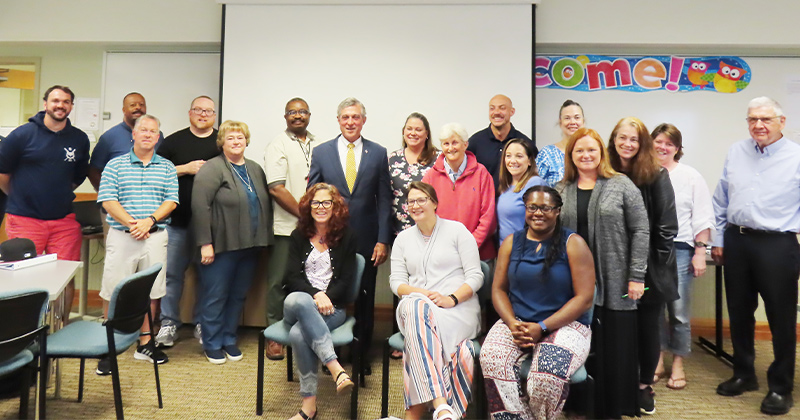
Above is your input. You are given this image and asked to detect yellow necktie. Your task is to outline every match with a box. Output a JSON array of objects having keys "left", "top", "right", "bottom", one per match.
[{"left": 346, "top": 143, "right": 357, "bottom": 192}]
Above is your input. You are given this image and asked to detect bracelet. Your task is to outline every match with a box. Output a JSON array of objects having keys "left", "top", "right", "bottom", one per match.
[
  {"left": 148, "top": 215, "right": 158, "bottom": 224},
  {"left": 538, "top": 321, "right": 549, "bottom": 336},
  {"left": 448, "top": 294, "right": 459, "bottom": 305}
]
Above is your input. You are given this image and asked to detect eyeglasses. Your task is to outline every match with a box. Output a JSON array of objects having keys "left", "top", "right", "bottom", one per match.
[
  {"left": 191, "top": 108, "right": 216, "bottom": 116},
  {"left": 286, "top": 109, "right": 310, "bottom": 117},
  {"left": 525, "top": 204, "right": 559, "bottom": 214},
  {"left": 746, "top": 116, "right": 779, "bottom": 125},
  {"left": 310, "top": 200, "right": 333, "bottom": 209},
  {"left": 407, "top": 197, "right": 429, "bottom": 207}
]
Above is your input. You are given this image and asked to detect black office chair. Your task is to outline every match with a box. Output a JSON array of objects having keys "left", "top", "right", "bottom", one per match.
[
  {"left": 0, "top": 289, "right": 49, "bottom": 419},
  {"left": 46, "top": 263, "right": 164, "bottom": 420}
]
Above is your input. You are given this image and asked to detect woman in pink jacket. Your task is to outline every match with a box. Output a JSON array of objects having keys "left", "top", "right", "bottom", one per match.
[{"left": 422, "top": 123, "right": 497, "bottom": 260}]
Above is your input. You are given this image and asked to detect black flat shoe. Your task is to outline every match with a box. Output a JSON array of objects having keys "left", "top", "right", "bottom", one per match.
[
  {"left": 297, "top": 408, "right": 317, "bottom": 420},
  {"left": 716, "top": 376, "right": 759, "bottom": 396},
  {"left": 761, "top": 391, "right": 793, "bottom": 415}
]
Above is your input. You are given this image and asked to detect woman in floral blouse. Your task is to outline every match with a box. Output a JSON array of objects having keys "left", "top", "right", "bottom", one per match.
[{"left": 389, "top": 112, "right": 440, "bottom": 235}]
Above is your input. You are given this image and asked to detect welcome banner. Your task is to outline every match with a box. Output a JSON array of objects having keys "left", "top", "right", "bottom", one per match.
[{"left": 535, "top": 55, "right": 751, "bottom": 93}]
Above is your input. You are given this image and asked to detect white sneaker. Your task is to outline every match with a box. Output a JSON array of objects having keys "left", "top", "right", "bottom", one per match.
[
  {"left": 155, "top": 324, "right": 177, "bottom": 348},
  {"left": 194, "top": 323, "right": 203, "bottom": 344}
]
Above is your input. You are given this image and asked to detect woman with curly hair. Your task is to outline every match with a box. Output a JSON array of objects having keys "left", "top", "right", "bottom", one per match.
[{"left": 283, "top": 182, "right": 357, "bottom": 420}]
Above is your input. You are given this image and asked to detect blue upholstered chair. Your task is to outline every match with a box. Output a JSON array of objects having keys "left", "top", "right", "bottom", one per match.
[
  {"left": 0, "top": 288, "right": 49, "bottom": 419},
  {"left": 46, "top": 263, "right": 163, "bottom": 420},
  {"left": 256, "top": 254, "right": 365, "bottom": 419}
]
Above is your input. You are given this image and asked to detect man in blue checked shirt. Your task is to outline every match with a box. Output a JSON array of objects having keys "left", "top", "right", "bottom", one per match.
[
  {"left": 712, "top": 97, "right": 800, "bottom": 416},
  {"left": 96, "top": 114, "right": 178, "bottom": 375}
]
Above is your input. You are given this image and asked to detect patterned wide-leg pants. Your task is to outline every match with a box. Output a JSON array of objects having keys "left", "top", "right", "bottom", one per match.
[
  {"left": 480, "top": 319, "right": 591, "bottom": 420},
  {"left": 399, "top": 297, "right": 475, "bottom": 418}
]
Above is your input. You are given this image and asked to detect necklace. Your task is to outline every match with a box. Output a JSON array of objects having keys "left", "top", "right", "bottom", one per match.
[{"left": 232, "top": 163, "right": 253, "bottom": 192}]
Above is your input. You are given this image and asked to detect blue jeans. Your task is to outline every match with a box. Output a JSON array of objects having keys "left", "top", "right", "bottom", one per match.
[
  {"left": 161, "top": 225, "right": 202, "bottom": 327},
  {"left": 283, "top": 291, "right": 345, "bottom": 397},
  {"left": 198, "top": 247, "right": 258, "bottom": 350},
  {"left": 660, "top": 246, "right": 693, "bottom": 356}
]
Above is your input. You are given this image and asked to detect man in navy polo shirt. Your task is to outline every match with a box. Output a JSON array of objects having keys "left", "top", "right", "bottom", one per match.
[
  {"left": 467, "top": 94, "right": 537, "bottom": 187},
  {"left": 88, "top": 92, "right": 164, "bottom": 191},
  {"left": 0, "top": 85, "right": 90, "bottom": 319}
]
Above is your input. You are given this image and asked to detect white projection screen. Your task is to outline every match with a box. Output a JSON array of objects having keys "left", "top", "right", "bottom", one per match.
[{"left": 221, "top": 2, "right": 534, "bottom": 162}]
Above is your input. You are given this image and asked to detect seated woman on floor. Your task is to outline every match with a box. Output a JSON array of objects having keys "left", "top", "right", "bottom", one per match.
[
  {"left": 480, "top": 185, "right": 595, "bottom": 420},
  {"left": 390, "top": 181, "right": 484, "bottom": 420},
  {"left": 283, "top": 182, "right": 357, "bottom": 420}
]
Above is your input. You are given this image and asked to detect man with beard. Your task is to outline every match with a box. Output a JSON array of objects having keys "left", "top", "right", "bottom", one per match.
[
  {"left": 88, "top": 92, "right": 164, "bottom": 191},
  {"left": 0, "top": 85, "right": 90, "bottom": 319},
  {"left": 155, "top": 96, "right": 220, "bottom": 349},
  {"left": 262, "top": 97, "right": 319, "bottom": 360},
  {"left": 467, "top": 94, "right": 537, "bottom": 187}
]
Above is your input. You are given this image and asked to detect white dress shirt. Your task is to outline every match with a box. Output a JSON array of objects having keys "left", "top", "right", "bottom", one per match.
[{"left": 337, "top": 135, "right": 363, "bottom": 174}]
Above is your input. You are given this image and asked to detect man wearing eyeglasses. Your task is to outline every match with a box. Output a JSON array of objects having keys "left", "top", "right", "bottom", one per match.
[
  {"left": 263, "top": 97, "right": 319, "bottom": 360},
  {"left": 88, "top": 92, "right": 164, "bottom": 192},
  {"left": 711, "top": 96, "right": 800, "bottom": 416},
  {"left": 154, "top": 96, "right": 221, "bottom": 349}
]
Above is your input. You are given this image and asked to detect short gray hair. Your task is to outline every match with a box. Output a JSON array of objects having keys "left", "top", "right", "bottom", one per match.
[
  {"left": 439, "top": 123, "right": 469, "bottom": 143},
  {"left": 337, "top": 97, "right": 366, "bottom": 117},
  {"left": 133, "top": 114, "right": 161, "bottom": 131},
  {"left": 748, "top": 96, "right": 784, "bottom": 117}
]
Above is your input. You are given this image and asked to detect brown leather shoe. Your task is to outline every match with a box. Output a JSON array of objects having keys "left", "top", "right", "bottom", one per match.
[{"left": 266, "top": 340, "right": 285, "bottom": 360}]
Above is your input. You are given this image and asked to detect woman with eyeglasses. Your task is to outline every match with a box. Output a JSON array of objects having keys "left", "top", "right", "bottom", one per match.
[
  {"left": 193, "top": 120, "right": 273, "bottom": 364},
  {"left": 480, "top": 185, "right": 595, "bottom": 420},
  {"left": 558, "top": 127, "right": 650, "bottom": 419},
  {"left": 282, "top": 182, "right": 357, "bottom": 420},
  {"left": 390, "top": 181, "right": 483, "bottom": 420},
  {"left": 607, "top": 117, "right": 679, "bottom": 415},
  {"left": 535, "top": 99, "right": 585, "bottom": 187}
]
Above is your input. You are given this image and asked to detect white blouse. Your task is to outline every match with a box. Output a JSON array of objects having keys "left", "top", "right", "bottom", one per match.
[
  {"left": 305, "top": 244, "right": 333, "bottom": 292},
  {"left": 668, "top": 163, "right": 714, "bottom": 245}
]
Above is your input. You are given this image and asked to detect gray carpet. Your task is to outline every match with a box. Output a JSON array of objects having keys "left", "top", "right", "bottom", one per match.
[{"left": 1, "top": 323, "right": 797, "bottom": 419}]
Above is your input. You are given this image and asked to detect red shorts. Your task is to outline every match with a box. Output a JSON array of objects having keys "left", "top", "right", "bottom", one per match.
[{"left": 5, "top": 213, "right": 82, "bottom": 261}]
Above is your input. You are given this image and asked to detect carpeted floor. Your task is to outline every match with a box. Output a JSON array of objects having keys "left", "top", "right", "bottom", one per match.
[{"left": 1, "top": 321, "right": 798, "bottom": 419}]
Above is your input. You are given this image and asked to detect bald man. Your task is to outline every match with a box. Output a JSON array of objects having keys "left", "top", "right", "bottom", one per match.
[{"left": 467, "top": 94, "right": 537, "bottom": 187}]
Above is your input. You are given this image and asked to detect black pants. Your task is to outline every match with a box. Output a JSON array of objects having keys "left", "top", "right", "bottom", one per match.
[
  {"left": 723, "top": 227, "right": 800, "bottom": 394},
  {"left": 355, "top": 255, "right": 377, "bottom": 362},
  {"left": 637, "top": 302, "right": 662, "bottom": 386}
]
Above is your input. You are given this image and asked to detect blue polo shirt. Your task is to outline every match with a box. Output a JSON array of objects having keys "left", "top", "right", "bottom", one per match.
[
  {"left": 97, "top": 150, "right": 179, "bottom": 231},
  {"left": 89, "top": 121, "right": 164, "bottom": 171},
  {"left": 467, "top": 123, "right": 537, "bottom": 188},
  {"left": 0, "top": 111, "right": 90, "bottom": 220}
]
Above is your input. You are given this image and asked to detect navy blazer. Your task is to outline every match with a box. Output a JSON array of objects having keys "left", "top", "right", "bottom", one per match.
[{"left": 307, "top": 135, "right": 392, "bottom": 255}]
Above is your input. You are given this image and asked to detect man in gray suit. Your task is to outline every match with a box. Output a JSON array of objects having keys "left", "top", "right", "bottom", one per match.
[{"left": 307, "top": 97, "right": 392, "bottom": 372}]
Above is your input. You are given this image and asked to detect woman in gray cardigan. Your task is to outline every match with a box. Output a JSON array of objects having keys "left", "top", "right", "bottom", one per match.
[
  {"left": 192, "top": 120, "right": 273, "bottom": 364},
  {"left": 558, "top": 127, "right": 650, "bottom": 419}
]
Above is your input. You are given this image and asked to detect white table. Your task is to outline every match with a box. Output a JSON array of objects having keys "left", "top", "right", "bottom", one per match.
[{"left": 0, "top": 259, "right": 82, "bottom": 419}]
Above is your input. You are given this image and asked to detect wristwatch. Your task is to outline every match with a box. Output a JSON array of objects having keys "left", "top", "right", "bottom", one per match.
[
  {"left": 695, "top": 241, "right": 708, "bottom": 248},
  {"left": 148, "top": 215, "right": 158, "bottom": 225},
  {"left": 537, "top": 321, "right": 549, "bottom": 336}
]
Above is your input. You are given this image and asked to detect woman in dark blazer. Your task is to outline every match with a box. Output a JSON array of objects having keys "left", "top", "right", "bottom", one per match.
[{"left": 283, "top": 182, "right": 357, "bottom": 420}]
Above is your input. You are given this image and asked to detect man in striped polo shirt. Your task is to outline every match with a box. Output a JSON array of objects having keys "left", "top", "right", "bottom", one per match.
[{"left": 97, "top": 114, "right": 179, "bottom": 374}]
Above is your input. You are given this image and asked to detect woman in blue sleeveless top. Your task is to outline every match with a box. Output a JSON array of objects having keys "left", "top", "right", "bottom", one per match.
[{"left": 480, "top": 185, "right": 595, "bottom": 420}]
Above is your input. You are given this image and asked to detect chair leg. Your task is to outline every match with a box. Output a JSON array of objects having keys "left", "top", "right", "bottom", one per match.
[
  {"left": 145, "top": 312, "right": 163, "bottom": 409},
  {"left": 39, "top": 354, "right": 48, "bottom": 420},
  {"left": 350, "top": 338, "right": 360, "bottom": 419},
  {"left": 381, "top": 338, "right": 390, "bottom": 418},
  {"left": 78, "top": 358, "right": 85, "bottom": 402},
  {"left": 472, "top": 353, "right": 485, "bottom": 419},
  {"left": 257, "top": 331, "right": 265, "bottom": 416},
  {"left": 106, "top": 326, "right": 124, "bottom": 420},
  {"left": 19, "top": 362, "right": 31, "bottom": 419},
  {"left": 287, "top": 346, "right": 293, "bottom": 382}
]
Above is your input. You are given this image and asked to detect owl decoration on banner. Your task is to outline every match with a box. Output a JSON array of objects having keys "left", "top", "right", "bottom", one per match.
[
  {"left": 700, "top": 61, "right": 750, "bottom": 93},
  {"left": 687, "top": 61, "right": 710, "bottom": 88}
]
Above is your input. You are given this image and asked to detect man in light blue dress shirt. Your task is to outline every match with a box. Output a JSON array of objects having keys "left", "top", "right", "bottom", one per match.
[{"left": 711, "top": 97, "right": 800, "bottom": 416}]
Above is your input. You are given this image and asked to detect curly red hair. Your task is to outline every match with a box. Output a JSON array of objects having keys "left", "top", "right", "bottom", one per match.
[{"left": 297, "top": 183, "right": 350, "bottom": 247}]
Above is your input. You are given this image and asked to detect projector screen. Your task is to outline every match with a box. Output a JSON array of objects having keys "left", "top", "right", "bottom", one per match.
[{"left": 221, "top": 3, "right": 534, "bottom": 162}]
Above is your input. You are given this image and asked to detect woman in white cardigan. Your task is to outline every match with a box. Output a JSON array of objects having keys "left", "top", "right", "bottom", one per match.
[{"left": 390, "top": 181, "right": 484, "bottom": 420}]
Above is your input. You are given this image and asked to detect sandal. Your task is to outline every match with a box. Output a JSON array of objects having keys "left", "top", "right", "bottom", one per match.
[
  {"left": 666, "top": 375, "right": 687, "bottom": 390},
  {"left": 433, "top": 403, "right": 457, "bottom": 420},
  {"left": 335, "top": 370, "right": 354, "bottom": 394},
  {"left": 296, "top": 408, "right": 317, "bottom": 420},
  {"left": 390, "top": 349, "right": 403, "bottom": 360}
]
